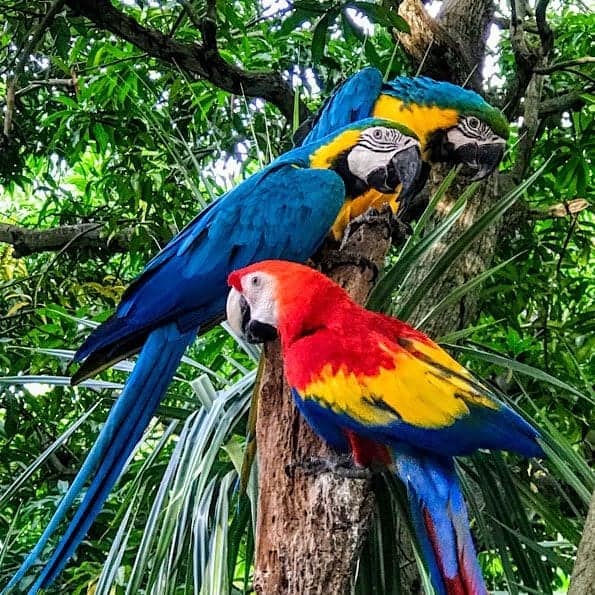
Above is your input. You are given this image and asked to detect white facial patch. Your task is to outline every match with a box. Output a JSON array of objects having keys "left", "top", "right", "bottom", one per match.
[
  {"left": 241, "top": 271, "right": 279, "bottom": 328},
  {"left": 447, "top": 119, "right": 506, "bottom": 148},
  {"left": 347, "top": 126, "right": 417, "bottom": 183}
]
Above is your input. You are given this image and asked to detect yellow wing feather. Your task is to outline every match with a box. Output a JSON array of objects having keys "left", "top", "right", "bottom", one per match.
[{"left": 302, "top": 337, "right": 498, "bottom": 429}]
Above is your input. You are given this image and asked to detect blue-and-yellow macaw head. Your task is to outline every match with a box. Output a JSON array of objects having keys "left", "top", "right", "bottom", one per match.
[
  {"left": 374, "top": 77, "right": 509, "bottom": 180},
  {"left": 307, "top": 118, "right": 422, "bottom": 206}
]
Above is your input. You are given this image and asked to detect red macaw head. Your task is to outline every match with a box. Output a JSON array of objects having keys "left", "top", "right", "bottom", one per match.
[{"left": 226, "top": 260, "right": 353, "bottom": 347}]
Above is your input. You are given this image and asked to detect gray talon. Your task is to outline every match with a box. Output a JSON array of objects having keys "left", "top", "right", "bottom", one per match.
[{"left": 289, "top": 455, "right": 373, "bottom": 480}]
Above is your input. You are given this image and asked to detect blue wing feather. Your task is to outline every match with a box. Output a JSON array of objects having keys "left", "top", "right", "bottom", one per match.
[
  {"left": 298, "top": 67, "right": 383, "bottom": 145},
  {"left": 5, "top": 157, "right": 347, "bottom": 594},
  {"left": 75, "top": 163, "right": 345, "bottom": 362},
  {"left": 292, "top": 390, "right": 542, "bottom": 458}
]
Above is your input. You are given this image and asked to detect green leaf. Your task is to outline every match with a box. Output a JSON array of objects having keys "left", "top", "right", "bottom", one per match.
[
  {"left": 395, "top": 158, "right": 551, "bottom": 321},
  {"left": 348, "top": 2, "right": 410, "bottom": 32},
  {"left": 444, "top": 344, "right": 593, "bottom": 405},
  {"left": 311, "top": 8, "right": 340, "bottom": 63}
]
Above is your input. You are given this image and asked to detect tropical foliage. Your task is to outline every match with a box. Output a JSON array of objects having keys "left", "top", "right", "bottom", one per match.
[{"left": 0, "top": 0, "right": 593, "bottom": 593}]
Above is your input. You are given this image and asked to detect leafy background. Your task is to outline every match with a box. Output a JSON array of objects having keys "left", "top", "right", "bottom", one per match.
[{"left": 0, "top": 0, "right": 593, "bottom": 593}]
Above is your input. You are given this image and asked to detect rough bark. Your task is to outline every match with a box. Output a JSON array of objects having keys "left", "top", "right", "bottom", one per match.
[
  {"left": 568, "top": 489, "right": 595, "bottom": 595},
  {"left": 253, "top": 223, "right": 393, "bottom": 595},
  {"left": 395, "top": 0, "right": 494, "bottom": 90}
]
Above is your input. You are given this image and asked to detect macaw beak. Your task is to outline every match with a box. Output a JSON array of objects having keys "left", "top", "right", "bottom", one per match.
[
  {"left": 367, "top": 143, "right": 423, "bottom": 197},
  {"left": 468, "top": 141, "right": 506, "bottom": 181},
  {"left": 455, "top": 140, "right": 506, "bottom": 181},
  {"left": 226, "top": 288, "right": 278, "bottom": 344}
]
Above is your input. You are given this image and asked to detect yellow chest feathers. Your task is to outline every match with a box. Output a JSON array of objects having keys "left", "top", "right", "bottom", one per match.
[{"left": 330, "top": 188, "right": 401, "bottom": 240}]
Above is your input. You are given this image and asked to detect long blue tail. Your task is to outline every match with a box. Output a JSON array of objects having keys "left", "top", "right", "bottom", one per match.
[
  {"left": 3, "top": 323, "right": 196, "bottom": 594},
  {"left": 394, "top": 450, "right": 487, "bottom": 595}
]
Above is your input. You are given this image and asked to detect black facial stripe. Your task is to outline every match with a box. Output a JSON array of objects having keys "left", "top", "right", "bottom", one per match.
[
  {"left": 239, "top": 295, "right": 251, "bottom": 335},
  {"left": 357, "top": 139, "right": 404, "bottom": 152},
  {"left": 246, "top": 320, "right": 278, "bottom": 343},
  {"left": 458, "top": 119, "right": 492, "bottom": 140}
]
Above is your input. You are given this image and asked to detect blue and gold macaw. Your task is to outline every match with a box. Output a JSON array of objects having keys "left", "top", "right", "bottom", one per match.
[
  {"left": 297, "top": 68, "right": 509, "bottom": 238},
  {"left": 4, "top": 119, "right": 423, "bottom": 593}
]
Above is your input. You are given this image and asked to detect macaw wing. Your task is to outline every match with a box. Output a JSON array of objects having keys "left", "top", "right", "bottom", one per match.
[
  {"left": 296, "top": 68, "right": 383, "bottom": 146},
  {"left": 75, "top": 164, "right": 346, "bottom": 365},
  {"left": 291, "top": 330, "right": 541, "bottom": 458}
]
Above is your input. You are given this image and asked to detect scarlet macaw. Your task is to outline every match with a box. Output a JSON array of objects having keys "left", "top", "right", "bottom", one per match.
[
  {"left": 226, "top": 260, "right": 543, "bottom": 595},
  {"left": 4, "top": 119, "right": 422, "bottom": 594},
  {"left": 297, "top": 68, "right": 509, "bottom": 238}
]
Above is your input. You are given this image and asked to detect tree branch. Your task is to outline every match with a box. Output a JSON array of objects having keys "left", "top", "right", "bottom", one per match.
[
  {"left": 64, "top": 0, "right": 307, "bottom": 122},
  {"left": 568, "top": 489, "right": 595, "bottom": 595},
  {"left": 535, "top": 0, "right": 554, "bottom": 57},
  {"left": 0, "top": 222, "right": 170, "bottom": 258},
  {"left": 537, "top": 89, "right": 593, "bottom": 118}
]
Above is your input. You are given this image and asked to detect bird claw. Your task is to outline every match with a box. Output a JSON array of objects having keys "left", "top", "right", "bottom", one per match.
[
  {"left": 341, "top": 206, "right": 413, "bottom": 249},
  {"left": 341, "top": 207, "right": 392, "bottom": 247},
  {"left": 285, "top": 455, "right": 373, "bottom": 480},
  {"left": 319, "top": 251, "right": 379, "bottom": 284}
]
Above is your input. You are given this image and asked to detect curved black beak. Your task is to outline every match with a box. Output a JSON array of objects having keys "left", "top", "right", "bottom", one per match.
[
  {"left": 453, "top": 140, "right": 505, "bottom": 181},
  {"left": 367, "top": 144, "right": 423, "bottom": 198},
  {"left": 469, "top": 141, "right": 506, "bottom": 181}
]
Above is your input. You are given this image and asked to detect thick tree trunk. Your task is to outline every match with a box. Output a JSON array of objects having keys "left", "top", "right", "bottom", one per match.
[
  {"left": 568, "top": 490, "right": 595, "bottom": 595},
  {"left": 253, "top": 223, "right": 392, "bottom": 594}
]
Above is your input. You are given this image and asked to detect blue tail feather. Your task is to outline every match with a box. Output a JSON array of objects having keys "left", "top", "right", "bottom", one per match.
[
  {"left": 3, "top": 324, "right": 195, "bottom": 595},
  {"left": 394, "top": 450, "right": 487, "bottom": 595}
]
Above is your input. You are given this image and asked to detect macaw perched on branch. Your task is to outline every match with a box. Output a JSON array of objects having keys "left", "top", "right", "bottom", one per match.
[
  {"left": 296, "top": 68, "right": 509, "bottom": 238},
  {"left": 4, "top": 120, "right": 422, "bottom": 594},
  {"left": 226, "top": 260, "right": 543, "bottom": 595}
]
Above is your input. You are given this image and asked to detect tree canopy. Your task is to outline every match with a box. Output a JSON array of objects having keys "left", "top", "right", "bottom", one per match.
[{"left": 0, "top": 0, "right": 593, "bottom": 593}]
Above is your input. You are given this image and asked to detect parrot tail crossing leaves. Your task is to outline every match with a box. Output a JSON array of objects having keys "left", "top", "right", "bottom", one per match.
[
  {"left": 395, "top": 452, "right": 487, "bottom": 595},
  {"left": 226, "top": 259, "right": 545, "bottom": 595},
  {"left": 4, "top": 324, "right": 196, "bottom": 594}
]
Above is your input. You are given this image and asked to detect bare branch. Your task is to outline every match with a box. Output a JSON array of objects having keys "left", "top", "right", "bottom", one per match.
[
  {"left": 535, "top": 0, "right": 554, "bottom": 56},
  {"left": 3, "top": 80, "right": 15, "bottom": 138},
  {"left": 64, "top": 0, "right": 307, "bottom": 122},
  {"left": 505, "top": 0, "right": 539, "bottom": 117},
  {"left": 15, "top": 78, "right": 76, "bottom": 97},
  {"left": 492, "top": 15, "right": 539, "bottom": 34},
  {"left": 534, "top": 57, "right": 595, "bottom": 83},
  {"left": 529, "top": 199, "right": 590, "bottom": 219},
  {"left": 0, "top": 222, "right": 171, "bottom": 258},
  {"left": 537, "top": 89, "right": 593, "bottom": 119}
]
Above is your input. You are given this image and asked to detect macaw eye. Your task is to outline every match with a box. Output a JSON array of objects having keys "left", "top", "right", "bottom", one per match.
[
  {"left": 467, "top": 116, "right": 480, "bottom": 129},
  {"left": 372, "top": 128, "right": 384, "bottom": 140},
  {"left": 250, "top": 275, "right": 260, "bottom": 287}
]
